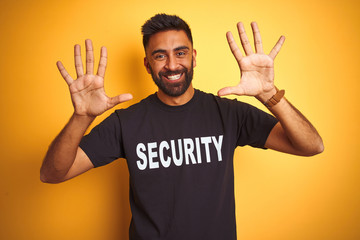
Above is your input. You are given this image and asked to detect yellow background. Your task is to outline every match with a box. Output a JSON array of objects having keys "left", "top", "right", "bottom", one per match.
[{"left": 0, "top": 0, "right": 359, "bottom": 239}]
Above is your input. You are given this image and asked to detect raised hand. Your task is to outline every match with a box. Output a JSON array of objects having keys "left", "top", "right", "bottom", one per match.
[
  {"left": 217, "top": 22, "right": 285, "bottom": 102},
  {"left": 57, "top": 39, "right": 133, "bottom": 117}
]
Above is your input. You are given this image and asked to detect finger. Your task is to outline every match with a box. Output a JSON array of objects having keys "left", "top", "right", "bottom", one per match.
[
  {"left": 56, "top": 61, "right": 74, "bottom": 85},
  {"left": 226, "top": 31, "right": 243, "bottom": 63},
  {"left": 74, "top": 44, "right": 84, "bottom": 78},
  {"left": 251, "top": 22, "right": 264, "bottom": 54},
  {"left": 85, "top": 39, "right": 94, "bottom": 74},
  {"left": 269, "top": 35, "right": 285, "bottom": 60},
  {"left": 237, "top": 22, "right": 253, "bottom": 55},
  {"left": 97, "top": 46, "right": 107, "bottom": 78},
  {"left": 217, "top": 86, "right": 245, "bottom": 97},
  {"left": 107, "top": 93, "right": 133, "bottom": 109}
]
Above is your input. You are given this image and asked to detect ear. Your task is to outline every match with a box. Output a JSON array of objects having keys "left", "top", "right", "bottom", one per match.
[
  {"left": 144, "top": 57, "right": 151, "bottom": 74},
  {"left": 192, "top": 49, "right": 197, "bottom": 68}
]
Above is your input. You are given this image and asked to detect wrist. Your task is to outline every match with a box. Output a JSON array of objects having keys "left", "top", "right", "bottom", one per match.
[
  {"left": 256, "top": 87, "right": 286, "bottom": 108},
  {"left": 261, "top": 87, "right": 286, "bottom": 108},
  {"left": 71, "top": 113, "right": 96, "bottom": 125},
  {"left": 256, "top": 87, "right": 278, "bottom": 103}
]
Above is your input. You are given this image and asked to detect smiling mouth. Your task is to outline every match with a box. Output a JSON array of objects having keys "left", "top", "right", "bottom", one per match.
[{"left": 164, "top": 73, "right": 183, "bottom": 81}]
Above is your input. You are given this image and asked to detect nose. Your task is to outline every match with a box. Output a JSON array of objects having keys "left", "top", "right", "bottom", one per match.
[{"left": 165, "top": 55, "right": 178, "bottom": 71}]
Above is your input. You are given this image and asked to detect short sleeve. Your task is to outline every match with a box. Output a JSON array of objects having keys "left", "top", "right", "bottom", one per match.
[
  {"left": 236, "top": 103, "right": 278, "bottom": 148},
  {"left": 79, "top": 112, "right": 124, "bottom": 167}
]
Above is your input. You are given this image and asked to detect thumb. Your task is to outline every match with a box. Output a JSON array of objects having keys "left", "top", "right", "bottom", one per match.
[
  {"left": 217, "top": 86, "right": 245, "bottom": 97},
  {"left": 108, "top": 93, "right": 133, "bottom": 108}
]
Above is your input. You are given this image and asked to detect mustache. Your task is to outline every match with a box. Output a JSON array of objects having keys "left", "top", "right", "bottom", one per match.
[{"left": 158, "top": 68, "right": 188, "bottom": 77}]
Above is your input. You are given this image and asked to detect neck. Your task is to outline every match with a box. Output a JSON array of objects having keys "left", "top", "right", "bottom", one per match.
[{"left": 157, "top": 84, "right": 195, "bottom": 106}]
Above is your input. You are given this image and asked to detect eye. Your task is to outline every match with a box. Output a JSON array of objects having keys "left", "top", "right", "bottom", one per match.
[
  {"left": 176, "top": 51, "right": 186, "bottom": 57},
  {"left": 155, "top": 54, "right": 166, "bottom": 60}
]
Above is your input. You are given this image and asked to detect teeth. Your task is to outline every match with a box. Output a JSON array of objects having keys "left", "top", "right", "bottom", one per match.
[{"left": 167, "top": 74, "right": 181, "bottom": 81}]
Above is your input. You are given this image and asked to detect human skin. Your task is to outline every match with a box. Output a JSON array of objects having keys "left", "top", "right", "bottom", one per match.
[
  {"left": 218, "top": 22, "right": 324, "bottom": 155},
  {"left": 40, "top": 22, "right": 323, "bottom": 184},
  {"left": 144, "top": 30, "right": 197, "bottom": 106}
]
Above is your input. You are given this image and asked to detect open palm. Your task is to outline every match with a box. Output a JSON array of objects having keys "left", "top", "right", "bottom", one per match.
[
  {"left": 57, "top": 39, "right": 132, "bottom": 117},
  {"left": 218, "top": 22, "right": 285, "bottom": 101}
]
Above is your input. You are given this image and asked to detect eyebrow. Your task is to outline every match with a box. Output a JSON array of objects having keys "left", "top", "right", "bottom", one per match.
[{"left": 151, "top": 46, "right": 190, "bottom": 56}]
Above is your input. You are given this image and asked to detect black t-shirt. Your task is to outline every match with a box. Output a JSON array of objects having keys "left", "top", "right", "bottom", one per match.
[{"left": 80, "top": 89, "right": 278, "bottom": 240}]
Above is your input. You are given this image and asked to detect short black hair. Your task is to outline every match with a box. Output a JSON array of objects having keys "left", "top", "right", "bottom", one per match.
[{"left": 141, "top": 14, "right": 193, "bottom": 49}]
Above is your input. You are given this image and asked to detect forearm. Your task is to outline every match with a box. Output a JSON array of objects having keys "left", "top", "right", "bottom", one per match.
[
  {"left": 266, "top": 96, "right": 324, "bottom": 156},
  {"left": 221, "top": 21, "right": 323, "bottom": 156},
  {"left": 40, "top": 113, "right": 95, "bottom": 183}
]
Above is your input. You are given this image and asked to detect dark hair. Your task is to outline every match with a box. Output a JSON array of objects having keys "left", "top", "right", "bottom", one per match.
[{"left": 141, "top": 14, "right": 193, "bottom": 49}]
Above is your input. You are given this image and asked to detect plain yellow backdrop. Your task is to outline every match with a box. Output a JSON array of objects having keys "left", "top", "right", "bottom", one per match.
[{"left": 0, "top": 0, "right": 359, "bottom": 239}]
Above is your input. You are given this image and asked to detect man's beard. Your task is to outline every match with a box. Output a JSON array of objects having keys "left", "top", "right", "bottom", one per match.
[{"left": 149, "top": 61, "right": 194, "bottom": 97}]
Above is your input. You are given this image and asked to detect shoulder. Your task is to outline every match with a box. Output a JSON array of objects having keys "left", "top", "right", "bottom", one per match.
[
  {"left": 114, "top": 93, "right": 156, "bottom": 116},
  {"left": 195, "top": 89, "right": 251, "bottom": 111}
]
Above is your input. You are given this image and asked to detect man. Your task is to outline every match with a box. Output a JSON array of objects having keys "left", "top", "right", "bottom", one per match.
[{"left": 41, "top": 14, "right": 323, "bottom": 239}]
